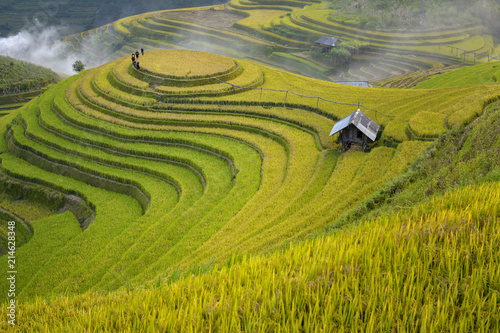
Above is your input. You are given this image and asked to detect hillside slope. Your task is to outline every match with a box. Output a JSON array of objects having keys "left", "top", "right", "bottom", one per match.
[
  {"left": 0, "top": 49, "right": 498, "bottom": 303},
  {"left": 0, "top": 55, "right": 59, "bottom": 115},
  {"left": 2, "top": 99, "right": 499, "bottom": 331}
]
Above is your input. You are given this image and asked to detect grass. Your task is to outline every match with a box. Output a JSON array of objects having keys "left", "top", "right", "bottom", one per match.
[
  {"left": 414, "top": 61, "right": 500, "bottom": 88},
  {"left": 2, "top": 179, "right": 498, "bottom": 331}
]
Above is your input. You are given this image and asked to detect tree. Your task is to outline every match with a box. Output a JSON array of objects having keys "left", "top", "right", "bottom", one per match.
[
  {"left": 72, "top": 60, "right": 86, "bottom": 73},
  {"left": 330, "top": 47, "right": 351, "bottom": 65}
]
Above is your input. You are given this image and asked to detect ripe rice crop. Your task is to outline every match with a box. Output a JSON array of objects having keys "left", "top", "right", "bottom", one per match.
[
  {"left": 91, "top": 63, "right": 157, "bottom": 106},
  {"left": 155, "top": 60, "right": 263, "bottom": 95},
  {"left": 3, "top": 181, "right": 498, "bottom": 331},
  {"left": 113, "top": 58, "right": 149, "bottom": 90},
  {"left": 140, "top": 49, "right": 237, "bottom": 79},
  {"left": 408, "top": 111, "right": 448, "bottom": 138}
]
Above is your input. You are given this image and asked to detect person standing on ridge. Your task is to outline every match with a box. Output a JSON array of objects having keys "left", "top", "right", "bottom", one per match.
[
  {"left": 135, "top": 50, "right": 140, "bottom": 59},
  {"left": 131, "top": 53, "right": 135, "bottom": 62},
  {"left": 141, "top": 47, "right": 144, "bottom": 56}
]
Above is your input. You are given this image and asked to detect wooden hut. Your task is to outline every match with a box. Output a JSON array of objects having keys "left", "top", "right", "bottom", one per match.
[
  {"left": 314, "top": 36, "right": 339, "bottom": 52},
  {"left": 329, "top": 109, "right": 380, "bottom": 150}
]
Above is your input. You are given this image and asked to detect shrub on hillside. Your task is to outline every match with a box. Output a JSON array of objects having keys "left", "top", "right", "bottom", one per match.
[{"left": 310, "top": 46, "right": 351, "bottom": 66}]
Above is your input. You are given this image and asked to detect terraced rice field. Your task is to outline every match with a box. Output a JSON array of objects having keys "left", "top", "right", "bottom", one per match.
[
  {"left": 5, "top": 179, "right": 499, "bottom": 331},
  {"left": 66, "top": 1, "right": 500, "bottom": 85},
  {"left": 0, "top": 49, "right": 498, "bottom": 301}
]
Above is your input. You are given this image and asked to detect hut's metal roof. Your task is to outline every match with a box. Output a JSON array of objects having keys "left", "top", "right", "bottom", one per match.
[
  {"left": 329, "top": 109, "right": 380, "bottom": 141},
  {"left": 315, "top": 36, "right": 338, "bottom": 47}
]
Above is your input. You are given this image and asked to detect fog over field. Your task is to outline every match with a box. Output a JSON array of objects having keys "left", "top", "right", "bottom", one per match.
[{"left": 0, "top": 22, "right": 112, "bottom": 74}]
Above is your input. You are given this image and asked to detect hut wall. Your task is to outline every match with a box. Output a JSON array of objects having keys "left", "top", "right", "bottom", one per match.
[{"left": 343, "top": 125, "right": 365, "bottom": 145}]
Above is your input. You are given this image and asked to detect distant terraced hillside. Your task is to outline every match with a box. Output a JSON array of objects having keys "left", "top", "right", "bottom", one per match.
[
  {"left": 67, "top": 1, "right": 500, "bottom": 83},
  {"left": 0, "top": 0, "right": 226, "bottom": 37},
  {"left": 0, "top": 49, "right": 498, "bottom": 300}
]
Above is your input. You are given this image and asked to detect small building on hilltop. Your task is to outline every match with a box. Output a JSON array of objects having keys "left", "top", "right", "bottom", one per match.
[
  {"left": 314, "top": 36, "right": 339, "bottom": 52},
  {"left": 329, "top": 109, "right": 380, "bottom": 151}
]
